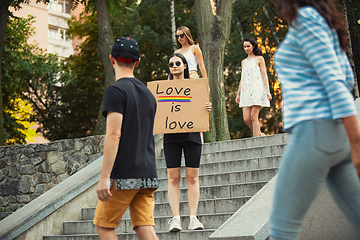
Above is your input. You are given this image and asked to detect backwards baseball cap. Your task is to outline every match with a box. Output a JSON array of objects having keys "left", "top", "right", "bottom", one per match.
[{"left": 111, "top": 37, "right": 139, "bottom": 63}]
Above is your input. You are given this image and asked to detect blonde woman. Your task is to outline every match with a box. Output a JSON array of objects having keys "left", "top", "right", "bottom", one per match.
[
  {"left": 174, "top": 26, "right": 209, "bottom": 143},
  {"left": 175, "top": 26, "right": 207, "bottom": 79}
]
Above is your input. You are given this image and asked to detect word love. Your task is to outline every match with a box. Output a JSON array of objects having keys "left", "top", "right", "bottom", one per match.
[
  {"left": 156, "top": 84, "right": 191, "bottom": 96},
  {"left": 165, "top": 117, "right": 194, "bottom": 130}
]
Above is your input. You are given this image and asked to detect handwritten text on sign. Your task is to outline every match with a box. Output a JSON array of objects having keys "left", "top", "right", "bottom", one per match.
[{"left": 147, "top": 78, "right": 209, "bottom": 134}]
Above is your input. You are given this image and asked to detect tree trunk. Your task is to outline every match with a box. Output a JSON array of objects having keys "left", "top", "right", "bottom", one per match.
[
  {"left": 0, "top": 0, "right": 10, "bottom": 145},
  {"left": 93, "top": 0, "right": 114, "bottom": 135},
  {"left": 194, "top": 0, "right": 233, "bottom": 142},
  {"left": 170, "top": 0, "right": 176, "bottom": 51},
  {"left": 343, "top": 0, "right": 360, "bottom": 97}
]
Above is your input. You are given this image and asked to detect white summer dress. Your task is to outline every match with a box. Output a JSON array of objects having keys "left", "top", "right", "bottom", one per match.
[{"left": 239, "top": 57, "right": 270, "bottom": 107}]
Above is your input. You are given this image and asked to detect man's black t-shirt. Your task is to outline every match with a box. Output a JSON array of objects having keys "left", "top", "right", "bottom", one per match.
[{"left": 103, "top": 77, "right": 158, "bottom": 183}]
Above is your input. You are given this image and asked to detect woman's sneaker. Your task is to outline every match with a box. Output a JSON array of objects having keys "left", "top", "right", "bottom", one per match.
[
  {"left": 188, "top": 216, "right": 204, "bottom": 230},
  {"left": 168, "top": 216, "right": 182, "bottom": 232}
]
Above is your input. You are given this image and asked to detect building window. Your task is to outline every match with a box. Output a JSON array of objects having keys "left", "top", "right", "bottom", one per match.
[
  {"left": 48, "top": 0, "right": 71, "bottom": 14},
  {"left": 48, "top": 25, "right": 71, "bottom": 41}
]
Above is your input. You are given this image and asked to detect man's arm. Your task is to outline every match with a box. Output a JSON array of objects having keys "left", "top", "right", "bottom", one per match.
[{"left": 96, "top": 111, "right": 123, "bottom": 201}]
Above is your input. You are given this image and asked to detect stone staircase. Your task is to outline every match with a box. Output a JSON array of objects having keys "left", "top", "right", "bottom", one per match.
[{"left": 43, "top": 134, "right": 287, "bottom": 240}]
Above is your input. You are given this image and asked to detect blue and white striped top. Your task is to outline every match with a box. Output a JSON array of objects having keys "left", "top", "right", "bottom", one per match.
[{"left": 274, "top": 7, "right": 356, "bottom": 132}]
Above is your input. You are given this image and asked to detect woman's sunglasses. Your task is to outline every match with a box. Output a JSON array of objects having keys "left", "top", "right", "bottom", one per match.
[
  {"left": 168, "top": 61, "right": 182, "bottom": 68},
  {"left": 175, "top": 34, "right": 185, "bottom": 39}
]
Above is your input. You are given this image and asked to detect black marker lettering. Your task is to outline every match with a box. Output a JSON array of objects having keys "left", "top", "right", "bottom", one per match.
[{"left": 156, "top": 84, "right": 164, "bottom": 94}]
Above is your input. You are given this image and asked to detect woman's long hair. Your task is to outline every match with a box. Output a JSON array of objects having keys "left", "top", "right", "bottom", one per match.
[
  {"left": 272, "top": 0, "right": 348, "bottom": 51},
  {"left": 168, "top": 53, "right": 189, "bottom": 80},
  {"left": 243, "top": 37, "right": 262, "bottom": 56},
  {"left": 176, "top": 26, "right": 194, "bottom": 49}
]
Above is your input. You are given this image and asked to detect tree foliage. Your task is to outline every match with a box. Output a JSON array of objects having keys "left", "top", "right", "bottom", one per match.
[
  {"left": 0, "top": 0, "right": 51, "bottom": 146},
  {"left": 2, "top": 15, "right": 60, "bottom": 144}
]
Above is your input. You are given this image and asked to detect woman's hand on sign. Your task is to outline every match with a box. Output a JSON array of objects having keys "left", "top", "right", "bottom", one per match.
[{"left": 205, "top": 102, "right": 212, "bottom": 112}]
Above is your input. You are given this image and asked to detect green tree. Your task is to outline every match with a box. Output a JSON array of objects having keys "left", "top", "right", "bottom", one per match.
[
  {"left": 35, "top": 13, "right": 104, "bottom": 141},
  {"left": 0, "top": 0, "right": 51, "bottom": 145},
  {"left": 2, "top": 15, "right": 60, "bottom": 144}
]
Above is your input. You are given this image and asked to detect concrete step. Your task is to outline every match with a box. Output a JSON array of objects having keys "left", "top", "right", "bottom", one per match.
[
  {"left": 170, "top": 181, "right": 267, "bottom": 202},
  {"left": 201, "top": 134, "right": 287, "bottom": 154},
  {"left": 157, "top": 168, "right": 277, "bottom": 190},
  {"left": 62, "top": 213, "right": 231, "bottom": 234},
  {"left": 81, "top": 181, "right": 268, "bottom": 221},
  {"left": 157, "top": 134, "right": 287, "bottom": 159},
  {"left": 156, "top": 155, "right": 282, "bottom": 178},
  {"left": 44, "top": 229, "right": 215, "bottom": 240},
  {"left": 155, "top": 144, "right": 285, "bottom": 168},
  {"left": 42, "top": 135, "right": 286, "bottom": 240},
  {"left": 79, "top": 196, "right": 250, "bottom": 225}
]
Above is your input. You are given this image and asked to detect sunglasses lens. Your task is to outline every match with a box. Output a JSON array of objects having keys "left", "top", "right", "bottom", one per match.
[
  {"left": 169, "top": 61, "right": 182, "bottom": 68},
  {"left": 175, "top": 34, "right": 185, "bottom": 39}
]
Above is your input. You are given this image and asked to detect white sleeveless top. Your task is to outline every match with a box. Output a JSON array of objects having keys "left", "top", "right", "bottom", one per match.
[{"left": 181, "top": 45, "right": 198, "bottom": 71}]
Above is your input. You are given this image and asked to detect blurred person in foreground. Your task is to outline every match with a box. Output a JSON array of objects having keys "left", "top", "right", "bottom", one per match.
[{"left": 269, "top": 0, "right": 360, "bottom": 239}]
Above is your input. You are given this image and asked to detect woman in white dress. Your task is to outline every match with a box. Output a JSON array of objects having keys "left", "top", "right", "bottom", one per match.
[{"left": 235, "top": 37, "right": 272, "bottom": 137}]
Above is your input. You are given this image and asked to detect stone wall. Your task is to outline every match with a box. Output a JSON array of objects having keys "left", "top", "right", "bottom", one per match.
[{"left": 0, "top": 135, "right": 105, "bottom": 213}]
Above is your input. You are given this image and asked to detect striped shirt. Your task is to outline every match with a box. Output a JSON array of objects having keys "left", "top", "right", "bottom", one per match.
[{"left": 274, "top": 6, "right": 356, "bottom": 131}]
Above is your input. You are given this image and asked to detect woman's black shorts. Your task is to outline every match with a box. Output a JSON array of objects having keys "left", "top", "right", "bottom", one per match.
[{"left": 164, "top": 141, "right": 202, "bottom": 168}]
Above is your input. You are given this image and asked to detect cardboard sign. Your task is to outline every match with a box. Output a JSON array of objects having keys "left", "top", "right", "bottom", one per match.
[{"left": 147, "top": 78, "right": 209, "bottom": 134}]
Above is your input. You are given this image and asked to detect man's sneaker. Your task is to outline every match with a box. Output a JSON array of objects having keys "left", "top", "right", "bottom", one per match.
[
  {"left": 168, "top": 216, "right": 182, "bottom": 232},
  {"left": 188, "top": 216, "right": 204, "bottom": 230}
]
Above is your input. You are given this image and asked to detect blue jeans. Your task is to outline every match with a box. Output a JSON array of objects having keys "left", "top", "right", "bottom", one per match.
[{"left": 269, "top": 120, "right": 360, "bottom": 239}]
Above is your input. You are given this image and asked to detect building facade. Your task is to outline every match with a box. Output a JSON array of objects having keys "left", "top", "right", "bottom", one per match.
[{"left": 12, "top": 0, "right": 81, "bottom": 60}]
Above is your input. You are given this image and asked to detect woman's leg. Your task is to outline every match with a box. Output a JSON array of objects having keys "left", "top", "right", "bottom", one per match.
[
  {"left": 243, "top": 107, "right": 252, "bottom": 130},
  {"left": 183, "top": 142, "right": 202, "bottom": 216},
  {"left": 167, "top": 168, "right": 181, "bottom": 217},
  {"left": 250, "top": 105, "right": 262, "bottom": 137},
  {"left": 325, "top": 154, "right": 360, "bottom": 237},
  {"left": 185, "top": 167, "right": 200, "bottom": 216},
  {"left": 164, "top": 143, "right": 183, "bottom": 217},
  {"left": 269, "top": 120, "right": 351, "bottom": 240}
]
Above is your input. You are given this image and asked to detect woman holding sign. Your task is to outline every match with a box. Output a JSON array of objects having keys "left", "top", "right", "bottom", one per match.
[
  {"left": 175, "top": 26, "right": 207, "bottom": 79},
  {"left": 165, "top": 53, "right": 212, "bottom": 232}
]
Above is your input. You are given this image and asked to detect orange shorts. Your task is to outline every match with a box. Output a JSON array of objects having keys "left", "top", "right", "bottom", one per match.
[{"left": 93, "top": 182, "right": 157, "bottom": 230}]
